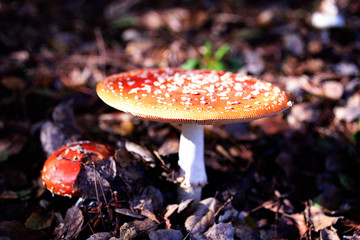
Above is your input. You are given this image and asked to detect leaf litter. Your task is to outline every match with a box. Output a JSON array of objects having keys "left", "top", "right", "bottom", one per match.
[{"left": 0, "top": 0, "right": 360, "bottom": 239}]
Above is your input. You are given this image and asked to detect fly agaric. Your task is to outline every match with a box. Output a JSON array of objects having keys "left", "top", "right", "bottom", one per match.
[
  {"left": 96, "top": 68, "right": 292, "bottom": 201},
  {"left": 41, "top": 141, "right": 115, "bottom": 197}
]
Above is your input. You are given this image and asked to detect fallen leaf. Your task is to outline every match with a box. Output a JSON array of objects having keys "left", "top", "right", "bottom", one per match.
[
  {"left": 25, "top": 208, "right": 54, "bottom": 231},
  {"left": 130, "top": 186, "right": 164, "bottom": 213},
  {"left": 127, "top": 218, "right": 157, "bottom": 235},
  {"left": 98, "top": 112, "right": 134, "bottom": 136},
  {"left": 140, "top": 209, "right": 160, "bottom": 224},
  {"left": 185, "top": 197, "right": 217, "bottom": 235},
  {"left": 234, "top": 222, "right": 259, "bottom": 240},
  {"left": 53, "top": 205, "right": 84, "bottom": 239},
  {"left": 1, "top": 76, "right": 26, "bottom": 91},
  {"left": 0, "top": 190, "right": 18, "bottom": 199},
  {"left": 0, "top": 220, "right": 47, "bottom": 240},
  {"left": 149, "top": 229, "right": 183, "bottom": 240},
  {"left": 286, "top": 213, "right": 307, "bottom": 236},
  {"left": 0, "top": 135, "right": 27, "bottom": 163},
  {"left": 204, "top": 222, "right": 235, "bottom": 240},
  {"left": 125, "top": 141, "right": 156, "bottom": 167},
  {"left": 119, "top": 222, "right": 137, "bottom": 240},
  {"left": 40, "top": 101, "right": 81, "bottom": 157},
  {"left": 322, "top": 81, "right": 344, "bottom": 100},
  {"left": 158, "top": 138, "right": 179, "bottom": 156},
  {"left": 77, "top": 164, "right": 112, "bottom": 200},
  {"left": 306, "top": 205, "right": 341, "bottom": 232},
  {"left": 321, "top": 227, "right": 341, "bottom": 240},
  {"left": 251, "top": 115, "right": 290, "bottom": 135},
  {"left": 115, "top": 208, "right": 145, "bottom": 220},
  {"left": 87, "top": 232, "right": 113, "bottom": 240}
]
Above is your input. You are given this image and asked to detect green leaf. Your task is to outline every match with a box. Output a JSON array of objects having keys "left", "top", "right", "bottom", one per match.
[
  {"left": 111, "top": 15, "right": 138, "bottom": 29},
  {"left": 214, "top": 44, "right": 230, "bottom": 61},
  {"left": 181, "top": 59, "right": 200, "bottom": 70},
  {"left": 338, "top": 173, "right": 356, "bottom": 190},
  {"left": 208, "top": 61, "right": 226, "bottom": 71},
  {"left": 0, "top": 150, "right": 11, "bottom": 163},
  {"left": 204, "top": 42, "right": 212, "bottom": 58},
  {"left": 350, "top": 118, "right": 360, "bottom": 143}
]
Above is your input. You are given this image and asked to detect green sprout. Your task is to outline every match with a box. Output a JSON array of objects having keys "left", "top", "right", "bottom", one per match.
[
  {"left": 181, "top": 42, "right": 241, "bottom": 72},
  {"left": 350, "top": 118, "right": 360, "bottom": 144}
]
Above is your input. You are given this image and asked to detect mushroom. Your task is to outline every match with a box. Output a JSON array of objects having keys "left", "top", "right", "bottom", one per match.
[
  {"left": 41, "top": 141, "right": 115, "bottom": 197},
  {"left": 96, "top": 68, "right": 292, "bottom": 201},
  {"left": 311, "top": 0, "right": 345, "bottom": 43}
]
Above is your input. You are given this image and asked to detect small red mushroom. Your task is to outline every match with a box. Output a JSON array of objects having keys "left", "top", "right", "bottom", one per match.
[{"left": 41, "top": 141, "right": 115, "bottom": 197}]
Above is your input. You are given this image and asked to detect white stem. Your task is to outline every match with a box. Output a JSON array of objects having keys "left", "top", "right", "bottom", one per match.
[{"left": 178, "top": 124, "right": 207, "bottom": 201}]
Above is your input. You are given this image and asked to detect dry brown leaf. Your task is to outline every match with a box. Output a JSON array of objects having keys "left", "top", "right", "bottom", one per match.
[
  {"left": 53, "top": 205, "right": 84, "bottom": 240},
  {"left": 115, "top": 208, "right": 145, "bottom": 220},
  {"left": 234, "top": 222, "right": 259, "bottom": 240},
  {"left": 185, "top": 197, "right": 217, "bottom": 235},
  {"left": 119, "top": 222, "right": 137, "bottom": 240},
  {"left": 60, "top": 66, "right": 91, "bottom": 88},
  {"left": 286, "top": 213, "right": 308, "bottom": 236},
  {"left": 0, "top": 220, "right": 47, "bottom": 240},
  {"left": 25, "top": 208, "right": 54, "bottom": 231},
  {"left": 77, "top": 164, "right": 112, "bottom": 199},
  {"left": 162, "top": 8, "right": 191, "bottom": 32},
  {"left": 128, "top": 218, "right": 157, "bottom": 234},
  {"left": 40, "top": 101, "right": 81, "bottom": 157},
  {"left": 98, "top": 112, "right": 134, "bottom": 136},
  {"left": 306, "top": 206, "right": 342, "bottom": 232},
  {"left": 322, "top": 81, "right": 344, "bottom": 100},
  {"left": 204, "top": 222, "right": 235, "bottom": 240},
  {"left": 164, "top": 204, "right": 179, "bottom": 220},
  {"left": 321, "top": 227, "right": 341, "bottom": 240},
  {"left": 1, "top": 76, "right": 26, "bottom": 91},
  {"left": 149, "top": 229, "right": 183, "bottom": 240},
  {"left": 140, "top": 209, "right": 160, "bottom": 224},
  {"left": 0, "top": 190, "right": 18, "bottom": 199},
  {"left": 251, "top": 115, "right": 290, "bottom": 135},
  {"left": 130, "top": 186, "right": 164, "bottom": 213},
  {"left": 166, "top": 199, "right": 194, "bottom": 218},
  {"left": 87, "top": 232, "right": 113, "bottom": 240},
  {"left": 0, "top": 135, "right": 27, "bottom": 162},
  {"left": 125, "top": 141, "right": 156, "bottom": 167},
  {"left": 158, "top": 138, "right": 179, "bottom": 156}
]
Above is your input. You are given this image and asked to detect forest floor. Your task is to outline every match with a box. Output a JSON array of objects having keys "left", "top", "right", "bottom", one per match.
[{"left": 0, "top": 0, "right": 360, "bottom": 239}]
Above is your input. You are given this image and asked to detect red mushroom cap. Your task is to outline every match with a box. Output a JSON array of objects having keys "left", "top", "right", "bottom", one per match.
[
  {"left": 96, "top": 69, "right": 292, "bottom": 125},
  {"left": 41, "top": 141, "right": 114, "bottom": 197}
]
